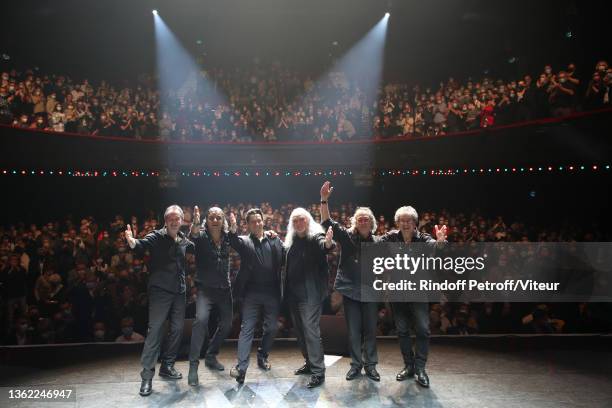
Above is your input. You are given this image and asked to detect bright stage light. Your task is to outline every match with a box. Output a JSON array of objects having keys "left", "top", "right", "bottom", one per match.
[
  {"left": 385, "top": 12, "right": 390, "bottom": 18},
  {"left": 152, "top": 9, "right": 158, "bottom": 15}
]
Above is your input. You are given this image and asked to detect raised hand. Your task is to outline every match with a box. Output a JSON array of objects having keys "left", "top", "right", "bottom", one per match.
[
  {"left": 434, "top": 224, "right": 448, "bottom": 242},
  {"left": 125, "top": 224, "right": 136, "bottom": 248},
  {"left": 193, "top": 206, "right": 201, "bottom": 225},
  {"left": 265, "top": 230, "right": 278, "bottom": 239},
  {"left": 324, "top": 226, "right": 333, "bottom": 248},
  {"left": 320, "top": 181, "right": 334, "bottom": 200},
  {"left": 229, "top": 212, "right": 237, "bottom": 233},
  {"left": 191, "top": 205, "right": 202, "bottom": 236}
]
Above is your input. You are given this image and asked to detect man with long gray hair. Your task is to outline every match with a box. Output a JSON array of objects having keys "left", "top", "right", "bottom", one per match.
[
  {"left": 125, "top": 205, "right": 194, "bottom": 397},
  {"left": 319, "top": 181, "right": 382, "bottom": 382},
  {"left": 284, "top": 207, "right": 334, "bottom": 388}
]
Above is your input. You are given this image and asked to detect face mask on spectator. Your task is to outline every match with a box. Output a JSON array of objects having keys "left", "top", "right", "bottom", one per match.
[{"left": 122, "top": 327, "right": 134, "bottom": 337}]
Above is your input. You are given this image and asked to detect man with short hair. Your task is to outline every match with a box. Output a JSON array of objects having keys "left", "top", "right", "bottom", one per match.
[
  {"left": 228, "top": 208, "right": 285, "bottom": 384},
  {"left": 380, "top": 206, "right": 447, "bottom": 388},
  {"left": 125, "top": 205, "right": 194, "bottom": 397}
]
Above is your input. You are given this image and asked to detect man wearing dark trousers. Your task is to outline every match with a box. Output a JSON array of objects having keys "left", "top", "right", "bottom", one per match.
[
  {"left": 228, "top": 209, "right": 285, "bottom": 384},
  {"left": 187, "top": 206, "right": 234, "bottom": 385},
  {"left": 380, "top": 205, "right": 447, "bottom": 388},
  {"left": 125, "top": 205, "right": 194, "bottom": 397},
  {"left": 284, "top": 207, "right": 335, "bottom": 388},
  {"left": 319, "top": 181, "right": 381, "bottom": 382}
]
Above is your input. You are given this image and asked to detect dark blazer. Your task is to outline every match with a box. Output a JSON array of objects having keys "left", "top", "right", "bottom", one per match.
[
  {"left": 228, "top": 231, "right": 285, "bottom": 300},
  {"left": 132, "top": 228, "right": 194, "bottom": 294},
  {"left": 284, "top": 232, "right": 335, "bottom": 304},
  {"left": 322, "top": 218, "right": 379, "bottom": 301}
]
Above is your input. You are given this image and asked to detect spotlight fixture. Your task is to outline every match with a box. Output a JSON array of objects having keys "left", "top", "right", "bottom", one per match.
[{"left": 152, "top": 9, "right": 158, "bottom": 15}]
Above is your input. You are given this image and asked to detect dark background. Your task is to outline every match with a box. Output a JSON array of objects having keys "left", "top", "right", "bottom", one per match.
[{"left": 2, "top": 0, "right": 609, "bottom": 86}]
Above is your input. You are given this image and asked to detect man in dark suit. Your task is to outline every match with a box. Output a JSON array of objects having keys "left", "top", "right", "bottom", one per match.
[
  {"left": 228, "top": 208, "right": 285, "bottom": 384},
  {"left": 284, "top": 207, "right": 334, "bottom": 388},
  {"left": 125, "top": 205, "right": 194, "bottom": 397}
]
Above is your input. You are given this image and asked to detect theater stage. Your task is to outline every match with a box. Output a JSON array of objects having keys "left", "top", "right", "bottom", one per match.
[{"left": 1, "top": 336, "right": 611, "bottom": 408}]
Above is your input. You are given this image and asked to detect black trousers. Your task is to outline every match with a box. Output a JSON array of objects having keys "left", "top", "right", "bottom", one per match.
[
  {"left": 236, "top": 290, "right": 280, "bottom": 371},
  {"left": 290, "top": 299, "right": 325, "bottom": 376},
  {"left": 342, "top": 295, "right": 378, "bottom": 369},
  {"left": 140, "top": 286, "right": 185, "bottom": 380},
  {"left": 188, "top": 287, "right": 233, "bottom": 363},
  {"left": 392, "top": 302, "right": 430, "bottom": 369}
]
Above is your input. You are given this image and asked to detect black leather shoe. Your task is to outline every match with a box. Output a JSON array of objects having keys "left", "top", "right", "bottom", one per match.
[
  {"left": 294, "top": 364, "right": 312, "bottom": 375},
  {"left": 415, "top": 369, "right": 430, "bottom": 387},
  {"left": 345, "top": 366, "right": 361, "bottom": 381},
  {"left": 396, "top": 365, "right": 416, "bottom": 381},
  {"left": 365, "top": 366, "right": 380, "bottom": 382},
  {"left": 257, "top": 355, "right": 272, "bottom": 371},
  {"left": 306, "top": 375, "right": 325, "bottom": 388},
  {"left": 188, "top": 362, "right": 199, "bottom": 386},
  {"left": 139, "top": 379, "right": 152, "bottom": 396},
  {"left": 159, "top": 364, "right": 182, "bottom": 380},
  {"left": 205, "top": 357, "right": 225, "bottom": 371},
  {"left": 230, "top": 366, "right": 246, "bottom": 384}
]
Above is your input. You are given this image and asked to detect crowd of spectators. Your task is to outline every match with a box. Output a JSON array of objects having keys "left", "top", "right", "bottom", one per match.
[
  {"left": 1, "top": 60, "right": 610, "bottom": 142},
  {"left": 1, "top": 202, "right": 609, "bottom": 346}
]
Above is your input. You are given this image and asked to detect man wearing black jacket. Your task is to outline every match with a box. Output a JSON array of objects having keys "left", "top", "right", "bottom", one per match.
[
  {"left": 380, "top": 205, "right": 447, "bottom": 388},
  {"left": 228, "top": 208, "right": 285, "bottom": 384},
  {"left": 284, "top": 207, "right": 334, "bottom": 388},
  {"left": 319, "top": 181, "right": 382, "bottom": 382},
  {"left": 187, "top": 206, "right": 234, "bottom": 385},
  {"left": 125, "top": 205, "right": 194, "bottom": 397}
]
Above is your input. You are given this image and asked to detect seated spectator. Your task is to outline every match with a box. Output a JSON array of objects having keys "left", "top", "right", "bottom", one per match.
[{"left": 115, "top": 317, "right": 144, "bottom": 343}]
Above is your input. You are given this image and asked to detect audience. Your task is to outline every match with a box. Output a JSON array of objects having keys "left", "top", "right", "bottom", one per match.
[{"left": 1, "top": 60, "right": 610, "bottom": 142}]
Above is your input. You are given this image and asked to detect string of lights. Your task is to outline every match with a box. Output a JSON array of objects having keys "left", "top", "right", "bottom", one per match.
[{"left": 0, "top": 165, "right": 609, "bottom": 178}]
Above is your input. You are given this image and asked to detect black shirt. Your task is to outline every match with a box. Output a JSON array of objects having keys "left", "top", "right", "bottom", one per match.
[
  {"left": 132, "top": 228, "right": 194, "bottom": 294},
  {"left": 191, "top": 229, "right": 231, "bottom": 290},
  {"left": 250, "top": 234, "right": 277, "bottom": 291},
  {"left": 286, "top": 236, "right": 308, "bottom": 301},
  {"left": 229, "top": 231, "right": 285, "bottom": 298},
  {"left": 285, "top": 233, "right": 334, "bottom": 304},
  {"left": 322, "top": 218, "right": 377, "bottom": 301}
]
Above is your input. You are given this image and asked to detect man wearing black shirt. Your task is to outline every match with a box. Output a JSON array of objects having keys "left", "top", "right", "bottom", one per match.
[
  {"left": 187, "top": 206, "right": 234, "bottom": 385},
  {"left": 320, "top": 181, "right": 381, "bottom": 382},
  {"left": 125, "top": 205, "right": 194, "bottom": 397},
  {"left": 284, "top": 208, "right": 334, "bottom": 388},
  {"left": 228, "top": 208, "right": 285, "bottom": 384},
  {"left": 380, "top": 206, "right": 447, "bottom": 388},
  {"left": 549, "top": 71, "right": 577, "bottom": 117}
]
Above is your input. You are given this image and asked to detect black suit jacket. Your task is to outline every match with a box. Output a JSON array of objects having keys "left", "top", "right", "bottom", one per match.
[
  {"left": 228, "top": 232, "right": 285, "bottom": 300},
  {"left": 284, "top": 232, "right": 335, "bottom": 304}
]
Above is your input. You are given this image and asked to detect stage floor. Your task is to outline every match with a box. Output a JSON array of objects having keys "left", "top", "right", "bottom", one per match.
[{"left": 1, "top": 337, "right": 612, "bottom": 407}]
